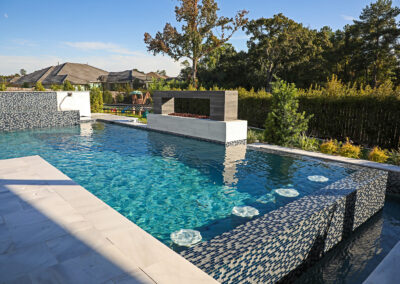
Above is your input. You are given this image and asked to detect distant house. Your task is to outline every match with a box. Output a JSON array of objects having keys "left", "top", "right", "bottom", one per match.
[
  {"left": 99, "top": 69, "right": 169, "bottom": 90},
  {"left": 12, "top": 62, "right": 108, "bottom": 90}
]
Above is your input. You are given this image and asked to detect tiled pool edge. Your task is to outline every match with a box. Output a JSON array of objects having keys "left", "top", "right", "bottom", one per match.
[
  {"left": 0, "top": 156, "right": 218, "bottom": 283},
  {"left": 248, "top": 143, "right": 400, "bottom": 195},
  {"left": 181, "top": 168, "right": 387, "bottom": 283},
  {"left": 84, "top": 117, "right": 398, "bottom": 282}
]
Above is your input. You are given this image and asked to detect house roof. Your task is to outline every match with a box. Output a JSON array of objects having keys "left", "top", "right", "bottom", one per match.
[
  {"left": 146, "top": 72, "right": 169, "bottom": 80},
  {"left": 99, "top": 70, "right": 169, "bottom": 83},
  {"left": 14, "top": 63, "right": 108, "bottom": 85},
  {"left": 99, "top": 70, "right": 146, "bottom": 83}
]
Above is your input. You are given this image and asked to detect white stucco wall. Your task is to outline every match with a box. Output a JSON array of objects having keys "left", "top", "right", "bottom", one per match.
[
  {"left": 56, "top": 91, "right": 91, "bottom": 118},
  {"left": 147, "top": 114, "right": 247, "bottom": 143}
]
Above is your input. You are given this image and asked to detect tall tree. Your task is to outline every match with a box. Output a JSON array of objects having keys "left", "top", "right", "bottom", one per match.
[
  {"left": 353, "top": 0, "right": 400, "bottom": 86},
  {"left": 197, "top": 44, "right": 250, "bottom": 89},
  {"left": 20, "top": 69, "right": 27, "bottom": 76},
  {"left": 246, "top": 14, "right": 319, "bottom": 90},
  {"left": 144, "top": 0, "right": 248, "bottom": 87}
]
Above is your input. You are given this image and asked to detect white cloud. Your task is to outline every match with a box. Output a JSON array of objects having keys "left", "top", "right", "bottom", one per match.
[
  {"left": 4, "top": 13, "right": 8, "bottom": 18},
  {"left": 0, "top": 55, "right": 62, "bottom": 75},
  {"left": 0, "top": 54, "right": 182, "bottom": 77},
  {"left": 63, "top": 41, "right": 140, "bottom": 55},
  {"left": 341, "top": 14, "right": 356, "bottom": 21},
  {"left": 11, "top": 39, "right": 38, "bottom": 47}
]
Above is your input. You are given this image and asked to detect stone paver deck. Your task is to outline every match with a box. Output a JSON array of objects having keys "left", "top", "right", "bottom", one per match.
[{"left": 0, "top": 156, "right": 217, "bottom": 284}]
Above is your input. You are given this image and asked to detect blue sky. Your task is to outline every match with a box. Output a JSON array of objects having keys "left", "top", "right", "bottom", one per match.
[{"left": 0, "top": 0, "right": 395, "bottom": 76}]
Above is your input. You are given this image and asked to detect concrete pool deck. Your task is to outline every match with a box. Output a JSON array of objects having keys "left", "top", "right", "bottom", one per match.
[
  {"left": 0, "top": 156, "right": 217, "bottom": 284},
  {"left": 91, "top": 113, "right": 148, "bottom": 129}
]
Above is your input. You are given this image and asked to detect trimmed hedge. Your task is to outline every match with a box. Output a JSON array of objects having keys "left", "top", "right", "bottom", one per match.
[
  {"left": 239, "top": 94, "right": 400, "bottom": 149},
  {"left": 171, "top": 86, "right": 400, "bottom": 149}
]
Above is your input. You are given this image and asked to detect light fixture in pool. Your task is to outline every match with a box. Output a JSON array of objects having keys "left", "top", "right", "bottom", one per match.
[
  {"left": 256, "top": 194, "right": 275, "bottom": 204},
  {"left": 232, "top": 206, "right": 259, "bottom": 218},
  {"left": 308, "top": 175, "right": 329, "bottom": 182},
  {"left": 170, "top": 229, "right": 202, "bottom": 247},
  {"left": 275, "top": 188, "right": 299, "bottom": 197}
]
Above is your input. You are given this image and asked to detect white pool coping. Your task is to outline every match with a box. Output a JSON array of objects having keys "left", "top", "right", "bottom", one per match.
[
  {"left": 0, "top": 156, "right": 217, "bottom": 283},
  {"left": 248, "top": 143, "right": 400, "bottom": 173},
  {"left": 92, "top": 113, "right": 148, "bottom": 129}
]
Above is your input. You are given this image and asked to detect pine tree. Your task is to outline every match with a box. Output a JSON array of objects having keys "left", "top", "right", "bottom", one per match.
[
  {"left": 264, "top": 80, "right": 312, "bottom": 146},
  {"left": 353, "top": 0, "right": 400, "bottom": 86}
]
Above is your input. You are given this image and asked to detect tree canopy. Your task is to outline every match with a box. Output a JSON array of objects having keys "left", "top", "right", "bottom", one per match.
[
  {"left": 144, "top": 0, "right": 248, "bottom": 86},
  {"left": 176, "top": 0, "right": 400, "bottom": 90}
]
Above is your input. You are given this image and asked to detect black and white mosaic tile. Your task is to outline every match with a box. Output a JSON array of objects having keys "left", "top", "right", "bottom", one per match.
[
  {"left": 0, "top": 92, "right": 79, "bottom": 131},
  {"left": 181, "top": 168, "right": 388, "bottom": 283}
]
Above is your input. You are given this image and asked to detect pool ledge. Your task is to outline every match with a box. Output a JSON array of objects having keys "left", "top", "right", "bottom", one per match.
[
  {"left": 364, "top": 240, "right": 400, "bottom": 284},
  {"left": 0, "top": 155, "right": 218, "bottom": 283},
  {"left": 248, "top": 143, "right": 400, "bottom": 173}
]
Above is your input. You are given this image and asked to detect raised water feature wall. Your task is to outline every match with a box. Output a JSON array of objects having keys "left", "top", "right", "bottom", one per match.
[
  {"left": 148, "top": 91, "right": 247, "bottom": 144},
  {"left": 0, "top": 92, "right": 79, "bottom": 131},
  {"left": 181, "top": 167, "right": 388, "bottom": 283}
]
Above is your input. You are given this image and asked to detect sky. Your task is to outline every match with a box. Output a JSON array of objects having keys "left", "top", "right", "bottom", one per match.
[{"left": 0, "top": 0, "right": 397, "bottom": 77}]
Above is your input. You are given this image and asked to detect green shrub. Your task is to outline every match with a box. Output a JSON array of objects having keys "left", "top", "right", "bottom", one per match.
[
  {"left": 294, "top": 133, "right": 319, "bottom": 151},
  {"left": 116, "top": 93, "right": 125, "bottom": 103},
  {"left": 247, "top": 129, "right": 264, "bottom": 144},
  {"left": 388, "top": 148, "right": 400, "bottom": 165},
  {"left": 0, "top": 83, "right": 6, "bottom": 91},
  {"left": 320, "top": 139, "right": 338, "bottom": 155},
  {"left": 338, "top": 138, "right": 361, "bottom": 158},
  {"left": 63, "top": 80, "right": 75, "bottom": 91},
  {"left": 34, "top": 82, "right": 45, "bottom": 91},
  {"left": 368, "top": 147, "right": 389, "bottom": 163},
  {"left": 263, "top": 80, "right": 312, "bottom": 146},
  {"left": 103, "top": 90, "right": 114, "bottom": 104},
  {"left": 90, "top": 87, "right": 103, "bottom": 112},
  {"left": 50, "top": 84, "right": 62, "bottom": 91}
]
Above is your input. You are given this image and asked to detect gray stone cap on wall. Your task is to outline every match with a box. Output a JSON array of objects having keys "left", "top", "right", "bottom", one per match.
[{"left": 153, "top": 90, "right": 238, "bottom": 98}]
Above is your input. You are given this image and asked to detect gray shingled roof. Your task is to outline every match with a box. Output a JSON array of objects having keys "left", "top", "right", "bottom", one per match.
[
  {"left": 14, "top": 63, "right": 108, "bottom": 85},
  {"left": 99, "top": 70, "right": 149, "bottom": 83}
]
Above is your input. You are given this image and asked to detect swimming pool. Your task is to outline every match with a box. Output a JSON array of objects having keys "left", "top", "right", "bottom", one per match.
[{"left": 0, "top": 122, "right": 355, "bottom": 247}]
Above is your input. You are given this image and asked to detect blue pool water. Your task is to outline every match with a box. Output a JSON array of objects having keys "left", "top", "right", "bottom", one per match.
[{"left": 0, "top": 122, "right": 355, "bottom": 247}]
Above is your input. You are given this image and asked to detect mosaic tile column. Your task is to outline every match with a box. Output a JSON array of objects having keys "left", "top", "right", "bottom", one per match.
[{"left": 181, "top": 169, "right": 388, "bottom": 283}]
